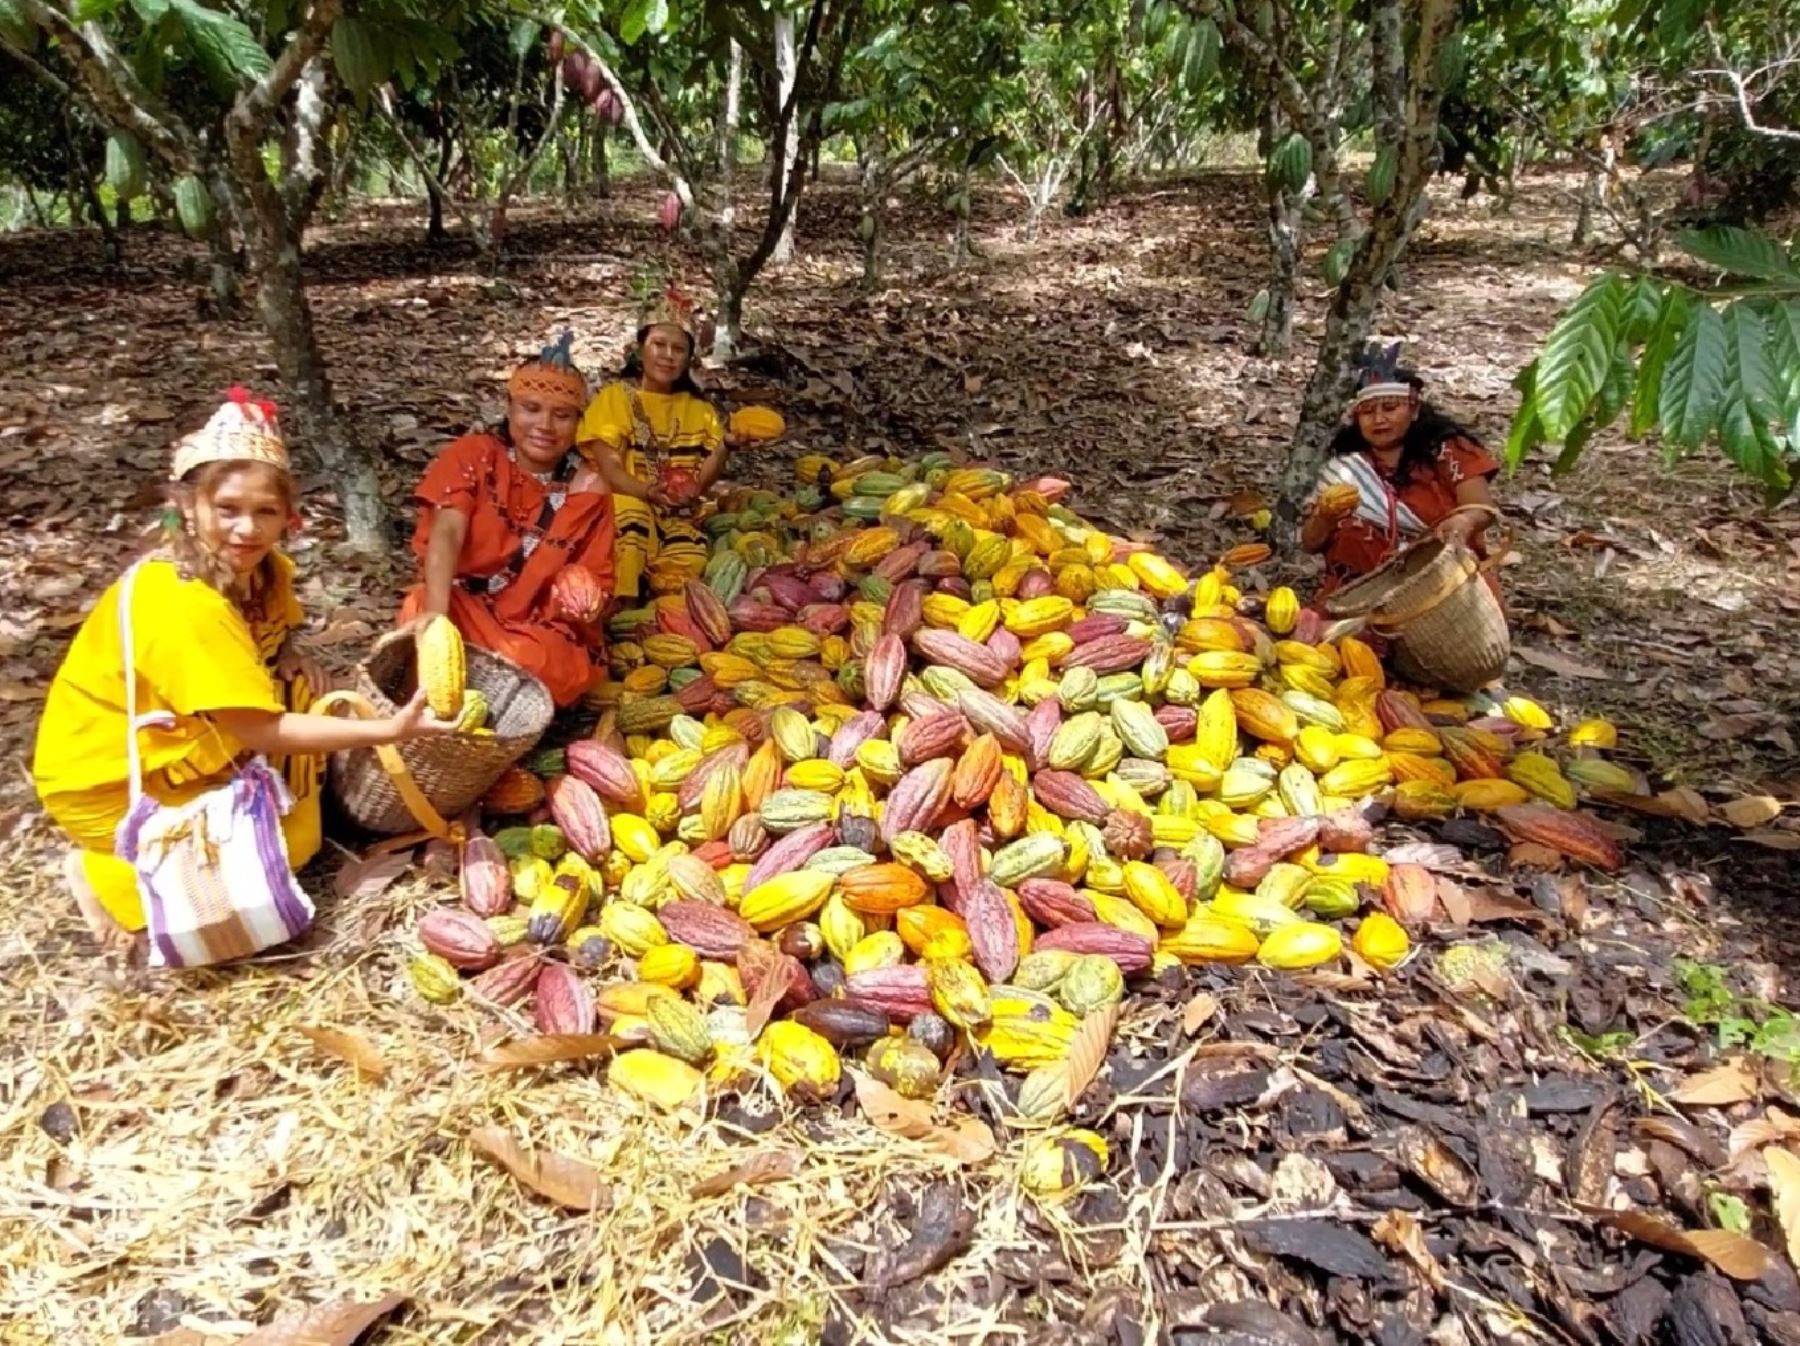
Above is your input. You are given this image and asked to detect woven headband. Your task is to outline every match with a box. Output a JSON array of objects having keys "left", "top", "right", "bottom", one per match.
[{"left": 508, "top": 330, "right": 588, "bottom": 409}]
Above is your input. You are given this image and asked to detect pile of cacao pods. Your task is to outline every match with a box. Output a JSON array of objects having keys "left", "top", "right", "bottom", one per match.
[{"left": 405, "top": 451, "right": 1635, "bottom": 1144}]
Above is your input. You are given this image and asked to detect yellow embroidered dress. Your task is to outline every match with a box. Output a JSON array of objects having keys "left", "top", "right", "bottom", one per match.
[
  {"left": 33, "top": 553, "right": 322, "bottom": 930},
  {"left": 577, "top": 380, "right": 723, "bottom": 598}
]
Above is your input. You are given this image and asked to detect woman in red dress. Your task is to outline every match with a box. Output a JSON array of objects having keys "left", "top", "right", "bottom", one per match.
[
  {"left": 1303, "top": 343, "right": 1501, "bottom": 600},
  {"left": 400, "top": 334, "right": 616, "bottom": 707}
]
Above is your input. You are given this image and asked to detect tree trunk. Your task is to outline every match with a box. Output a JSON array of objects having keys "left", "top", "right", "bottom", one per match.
[
  {"left": 1573, "top": 161, "right": 1601, "bottom": 246},
  {"left": 769, "top": 9, "right": 799, "bottom": 263},
  {"left": 709, "top": 235, "right": 745, "bottom": 362},
  {"left": 594, "top": 129, "right": 609, "bottom": 200},
  {"left": 1257, "top": 104, "right": 1305, "bottom": 357},
  {"left": 858, "top": 148, "right": 886, "bottom": 290},
  {"left": 253, "top": 235, "right": 382, "bottom": 546},
  {"left": 1276, "top": 0, "right": 1459, "bottom": 547},
  {"left": 427, "top": 133, "right": 452, "bottom": 243},
  {"left": 952, "top": 162, "right": 975, "bottom": 267}
]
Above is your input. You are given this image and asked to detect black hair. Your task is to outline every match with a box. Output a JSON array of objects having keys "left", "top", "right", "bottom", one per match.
[
  {"left": 1329, "top": 373, "right": 1485, "bottom": 484},
  {"left": 621, "top": 327, "right": 703, "bottom": 396}
]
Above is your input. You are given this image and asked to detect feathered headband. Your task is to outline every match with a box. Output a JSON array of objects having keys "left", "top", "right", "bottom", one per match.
[
  {"left": 1351, "top": 341, "right": 1417, "bottom": 406},
  {"left": 169, "top": 386, "right": 290, "bottom": 481},
  {"left": 508, "top": 330, "right": 588, "bottom": 410}
]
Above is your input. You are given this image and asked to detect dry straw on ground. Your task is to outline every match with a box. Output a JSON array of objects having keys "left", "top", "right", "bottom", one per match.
[{"left": 2, "top": 812, "right": 1129, "bottom": 1345}]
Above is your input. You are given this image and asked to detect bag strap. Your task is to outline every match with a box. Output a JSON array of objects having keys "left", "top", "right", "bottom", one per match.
[
  {"left": 312, "top": 688, "right": 461, "bottom": 845},
  {"left": 118, "top": 561, "right": 146, "bottom": 808}
]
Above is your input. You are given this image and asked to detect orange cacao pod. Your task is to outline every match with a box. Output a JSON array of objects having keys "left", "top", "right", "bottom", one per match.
[
  {"left": 551, "top": 565, "right": 607, "bottom": 623},
  {"left": 1495, "top": 804, "right": 1623, "bottom": 872},
  {"left": 1382, "top": 863, "right": 1439, "bottom": 926},
  {"left": 481, "top": 767, "right": 544, "bottom": 816},
  {"left": 951, "top": 733, "right": 1004, "bottom": 808},
  {"left": 1221, "top": 543, "right": 1272, "bottom": 568},
  {"left": 838, "top": 863, "right": 930, "bottom": 915}
]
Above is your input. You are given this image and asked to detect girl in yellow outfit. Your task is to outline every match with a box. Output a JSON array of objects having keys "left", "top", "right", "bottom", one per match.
[
  {"left": 577, "top": 288, "right": 733, "bottom": 599},
  {"left": 33, "top": 390, "right": 452, "bottom": 949}
]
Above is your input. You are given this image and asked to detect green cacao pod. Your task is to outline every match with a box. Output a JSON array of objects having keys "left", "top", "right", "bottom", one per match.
[
  {"left": 104, "top": 132, "right": 146, "bottom": 202},
  {"left": 173, "top": 175, "right": 215, "bottom": 240},
  {"left": 1267, "top": 132, "right": 1312, "bottom": 195}
]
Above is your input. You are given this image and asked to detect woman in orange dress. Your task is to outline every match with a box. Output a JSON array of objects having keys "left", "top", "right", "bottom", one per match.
[
  {"left": 1302, "top": 343, "right": 1501, "bottom": 599},
  {"left": 401, "top": 334, "right": 616, "bottom": 708}
]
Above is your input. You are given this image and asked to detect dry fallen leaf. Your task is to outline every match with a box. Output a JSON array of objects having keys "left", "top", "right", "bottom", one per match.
[
  {"left": 1730, "top": 1108, "right": 1800, "bottom": 1159},
  {"left": 1670, "top": 1060, "right": 1760, "bottom": 1108},
  {"left": 1719, "top": 795, "right": 1783, "bottom": 829},
  {"left": 331, "top": 849, "right": 413, "bottom": 901},
  {"left": 1593, "top": 1207, "right": 1769, "bottom": 1280},
  {"left": 295, "top": 1026, "right": 386, "bottom": 1082},
  {"left": 236, "top": 1293, "right": 407, "bottom": 1344},
  {"left": 1744, "top": 829, "right": 1800, "bottom": 850},
  {"left": 852, "top": 1072, "right": 996, "bottom": 1165},
  {"left": 1063, "top": 1002, "right": 1119, "bottom": 1108},
  {"left": 1595, "top": 788, "right": 1712, "bottom": 826},
  {"left": 689, "top": 1149, "right": 801, "bottom": 1199},
  {"left": 1764, "top": 1147, "right": 1800, "bottom": 1270},
  {"left": 476, "top": 1033, "right": 624, "bottom": 1072},
  {"left": 1181, "top": 991, "right": 1220, "bottom": 1036},
  {"left": 469, "top": 1126, "right": 609, "bottom": 1211},
  {"left": 1372, "top": 1209, "right": 1446, "bottom": 1291},
  {"left": 1513, "top": 645, "right": 1610, "bottom": 680}
]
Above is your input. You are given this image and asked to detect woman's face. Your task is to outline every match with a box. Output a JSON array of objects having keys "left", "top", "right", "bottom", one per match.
[
  {"left": 193, "top": 467, "right": 289, "bottom": 575},
  {"left": 508, "top": 394, "right": 582, "bottom": 471},
  {"left": 639, "top": 325, "right": 692, "bottom": 391},
  {"left": 1353, "top": 393, "right": 1419, "bottom": 452}
]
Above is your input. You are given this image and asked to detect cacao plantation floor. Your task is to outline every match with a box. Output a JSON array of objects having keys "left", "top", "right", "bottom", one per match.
[{"left": 2, "top": 168, "right": 1799, "bottom": 1345}]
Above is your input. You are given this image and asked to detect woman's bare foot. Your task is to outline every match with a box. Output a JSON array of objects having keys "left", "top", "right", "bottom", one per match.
[{"left": 64, "top": 850, "right": 140, "bottom": 960}]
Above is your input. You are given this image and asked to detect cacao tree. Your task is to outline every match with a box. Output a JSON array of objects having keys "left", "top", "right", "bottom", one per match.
[
  {"left": 553, "top": 0, "right": 863, "bottom": 360},
  {"left": 2, "top": 0, "right": 465, "bottom": 548},
  {"left": 829, "top": 0, "right": 1019, "bottom": 287}
]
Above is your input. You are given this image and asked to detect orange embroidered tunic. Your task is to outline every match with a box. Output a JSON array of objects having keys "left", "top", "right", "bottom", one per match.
[
  {"left": 1318, "top": 436, "right": 1500, "bottom": 597},
  {"left": 401, "top": 432, "right": 615, "bottom": 707}
]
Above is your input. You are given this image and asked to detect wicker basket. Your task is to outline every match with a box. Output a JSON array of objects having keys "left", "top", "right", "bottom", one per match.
[
  {"left": 328, "top": 630, "right": 554, "bottom": 836},
  {"left": 1323, "top": 514, "right": 1509, "bottom": 693}
]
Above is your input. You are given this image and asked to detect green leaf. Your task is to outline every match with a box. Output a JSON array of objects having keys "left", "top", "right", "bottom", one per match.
[
  {"left": 1676, "top": 227, "right": 1800, "bottom": 285},
  {"left": 1660, "top": 302, "right": 1728, "bottom": 451},
  {"left": 509, "top": 18, "right": 541, "bottom": 61},
  {"left": 1535, "top": 273, "right": 1625, "bottom": 441},
  {"left": 171, "top": 0, "right": 271, "bottom": 89},
  {"left": 1763, "top": 299, "right": 1800, "bottom": 428},
  {"left": 1717, "top": 301, "right": 1781, "bottom": 484},
  {"left": 128, "top": 0, "right": 170, "bottom": 22},
  {"left": 71, "top": 0, "right": 125, "bottom": 19},
  {"left": 1630, "top": 287, "right": 1689, "bottom": 440},
  {"left": 1504, "top": 362, "right": 1545, "bottom": 469},
  {"left": 620, "top": 0, "right": 668, "bottom": 44}
]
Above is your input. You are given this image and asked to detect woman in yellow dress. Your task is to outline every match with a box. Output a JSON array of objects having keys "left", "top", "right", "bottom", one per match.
[
  {"left": 577, "top": 288, "right": 733, "bottom": 600},
  {"left": 33, "top": 391, "right": 451, "bottom": 950}
]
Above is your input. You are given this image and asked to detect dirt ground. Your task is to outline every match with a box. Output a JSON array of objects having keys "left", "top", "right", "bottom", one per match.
[{"left": 3, "top": 168, "right": 1799, "bottom": 1344}]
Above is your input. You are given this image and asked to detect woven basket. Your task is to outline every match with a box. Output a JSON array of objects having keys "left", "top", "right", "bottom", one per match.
[
  {"left": 328, "top": 630, "right": 553, "bottom": 835},
  {"left": 1323, "top": 514, "right": 1509, "bottom": 693}
]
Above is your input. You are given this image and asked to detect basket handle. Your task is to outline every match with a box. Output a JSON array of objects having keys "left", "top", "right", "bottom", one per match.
[
  {"left": 313, "top": 688, "right": 461, "bottom": 846},
  {"left": 1429, "top": 504, "right": 1512, "bottom": 576}
]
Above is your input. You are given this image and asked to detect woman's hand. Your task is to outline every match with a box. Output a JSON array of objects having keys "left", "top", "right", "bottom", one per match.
[
  {"left": 1435, "top": 508, "right": 1488, "bottom": 546},
  {"left": 387, "top": 688, "right": 460, "bottom": 742},
  {"left": 273, "top": 645, "right": 333, "bottom": 696}
]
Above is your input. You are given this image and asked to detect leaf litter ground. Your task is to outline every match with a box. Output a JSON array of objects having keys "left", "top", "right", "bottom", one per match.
[{"left": 2, "top": 169, "right": 1800, "bottom": 1345}]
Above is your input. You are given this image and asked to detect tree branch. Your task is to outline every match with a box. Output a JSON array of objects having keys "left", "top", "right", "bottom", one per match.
[
  {"left": 376, "top": 86, "right": 485, "bottom": 238},
  {"left": 1696, "top": 65, "right": 1800, "bottom": 142},
  {"left": 23, "top": 0, "right": 202, "bottom": 172}
]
